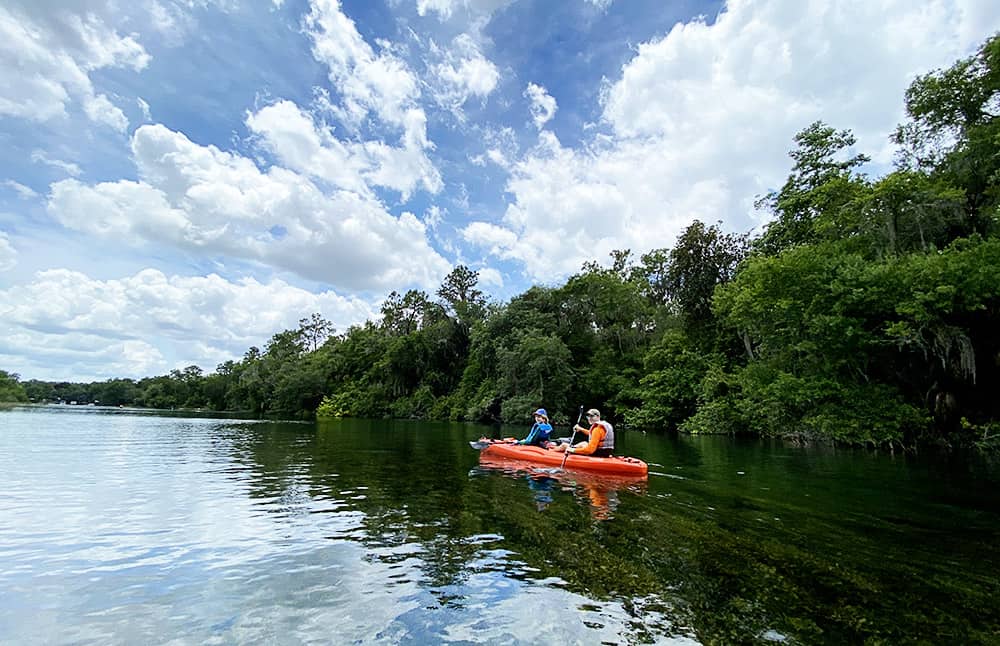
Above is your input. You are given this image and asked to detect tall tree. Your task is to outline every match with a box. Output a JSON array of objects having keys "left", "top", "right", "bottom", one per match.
[
  {"left": 298, "top": 313, "right": 335, "bottom": 352},
  {"left": 756, "top": 121, "right": 870, "bottom": 255},
  {"left": 894, "top": 33, "right": 1000, "bottom": 235},
  {"left": 851, "top": 171, "right": 964, "bottom": 258},
  {"left": 634, "top": 248, "right": 672, "bottom": 307},
  {"left": 664, "top": 221, "right": 749, "bottom": 330},
  {"left": 381, "top": 290, "right": 436, "bottom": 335},
  {"left": 437, "top": 265, "right": 486, "bottom": 323}
]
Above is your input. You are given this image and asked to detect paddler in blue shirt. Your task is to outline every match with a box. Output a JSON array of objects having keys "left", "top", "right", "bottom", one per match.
[{"left": 514, "top": 408, "right": 553, "bottom": 447}]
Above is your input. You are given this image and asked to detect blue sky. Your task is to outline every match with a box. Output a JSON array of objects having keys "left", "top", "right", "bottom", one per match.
[{"left": 1, "top": 0, "right": 998, "bottom": 381}]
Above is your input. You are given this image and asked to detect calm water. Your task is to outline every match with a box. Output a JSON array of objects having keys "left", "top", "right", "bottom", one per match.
[{"left": 1, "top": 406, "right": 999, "bottom": 645}]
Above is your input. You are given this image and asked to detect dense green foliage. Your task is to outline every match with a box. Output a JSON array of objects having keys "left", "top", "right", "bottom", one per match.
[
  {"left": 0, "top": 370, "right": 28, "bottom": 402},
  {"left": 14, "top": 35, "right": 1000, "bottom": 447}
]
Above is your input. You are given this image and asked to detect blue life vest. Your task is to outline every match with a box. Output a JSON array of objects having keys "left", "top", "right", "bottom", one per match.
[{"left": 520, "top": 422, "right": 552, "bottom": 445}]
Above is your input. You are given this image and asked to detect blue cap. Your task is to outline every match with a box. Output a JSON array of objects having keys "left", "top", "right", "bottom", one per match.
[{"left": 533, "top": 408, "right": 548, "bottom": 419}]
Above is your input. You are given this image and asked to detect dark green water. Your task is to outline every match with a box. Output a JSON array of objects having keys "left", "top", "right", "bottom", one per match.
[{"left": 1, "top": 406, "right": 998, "bottom": 644}]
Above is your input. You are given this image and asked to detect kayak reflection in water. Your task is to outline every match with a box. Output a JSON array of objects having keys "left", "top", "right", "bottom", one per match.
[
  {"left": 476, "top": 454, "right": 645, "bottom": 521},
  {"left": 579, "top": 481, "right": 619, "bottom": 521},
  {"left": 526, "top": 474, "right": 555, "bottom": 511}
]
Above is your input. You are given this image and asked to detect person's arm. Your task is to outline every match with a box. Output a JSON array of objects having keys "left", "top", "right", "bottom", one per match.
[
  {"left": 517, "top": 423, "right": 539, "bottom": 445},
  {"left": 570, "top": 425, "right": 605, "bottom": 455}
]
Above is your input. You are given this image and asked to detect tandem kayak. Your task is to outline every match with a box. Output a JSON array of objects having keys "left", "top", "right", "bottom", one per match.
[{"left": 473, "top": 439, "right": 648, "bottom": 478}]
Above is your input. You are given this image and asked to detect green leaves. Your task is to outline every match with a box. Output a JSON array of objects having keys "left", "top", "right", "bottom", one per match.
[
  {"left": 895, "top": 33, "right": 1000, "bottom": 236},
  {"left": 629, "top": 330, "right": 716, "bottom": 430},
  {"left": 0, "top": 370, "right": 28, "bottom": 403},
  {"left": 662, "top": 222, "right": 749, "bottom": 332},
  {"left": 756, "top": 121, "right": 871, "bottom": 256},
  {"left": 436, "top": 264, "right": 486, "bottom": 324},
  {"left": 708, "top": 236, "right": 1000, "bottom": 443}
]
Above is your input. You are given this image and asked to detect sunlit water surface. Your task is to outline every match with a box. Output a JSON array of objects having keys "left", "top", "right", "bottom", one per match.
[{"left": 1, "top": 406, "right": 998, "bottom": 644}]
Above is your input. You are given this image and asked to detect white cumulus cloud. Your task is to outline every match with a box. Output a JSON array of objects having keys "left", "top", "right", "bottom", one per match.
[
  {"left": 302, "top": 0, "right": 444, "bottom": 200},
  {"left": 82, "top": 92, "right": 129, "bottom": 132},
  {"left": 524, "top": 82, "right": 557, "bottom": 129},
  {"left": 477, "top": 266, "right": 503, "bottom": 288},
  {"left": 247, "top": 100, "right": 442, "bottom": 200},
  {"left": 0, "top": 2, "right": 148, "bottom": 129},
  {"left": 46, "top": 123, "right": 452, "bottom": 291},
  {"left": 427, "top": 34, "right": 500, "bottom": 115},
  {"left": 0, "top": 268, "right": 378, "bottom": 381},
  {"left": 461, "top": 221, "right": 519, "bottom": 255},
  {"left": 306, "top": 0, "right": 421, "bottom": 130},
  {"left": 415, "top": 0, "right": 516, "bottom": 22},
  {"left": 465, "top": 0, "right": 1000, "bottom": 280}
]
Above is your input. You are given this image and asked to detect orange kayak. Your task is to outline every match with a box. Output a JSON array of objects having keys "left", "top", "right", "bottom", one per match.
[{"left": 476, "top": 440, "right": 648, "bottom": 478}]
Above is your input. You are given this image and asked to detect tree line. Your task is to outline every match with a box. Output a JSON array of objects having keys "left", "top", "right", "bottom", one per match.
[{"left": 6, "top": 35, "right": 1000, "bottom": 448}]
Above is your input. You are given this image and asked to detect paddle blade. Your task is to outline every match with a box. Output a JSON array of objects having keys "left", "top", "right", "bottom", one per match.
[{"left": 469, "top": 440, "right": 492, "bottom": 450}]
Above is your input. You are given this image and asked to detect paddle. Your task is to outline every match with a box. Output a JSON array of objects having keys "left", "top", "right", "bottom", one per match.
[{"left": 557, "top": 405, "right": 586, "bottom": 471}]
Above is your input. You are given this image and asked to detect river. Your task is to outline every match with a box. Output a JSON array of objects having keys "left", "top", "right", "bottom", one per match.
[{"left": 1, "top": 405, "right": 998, "bottom": 644}]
